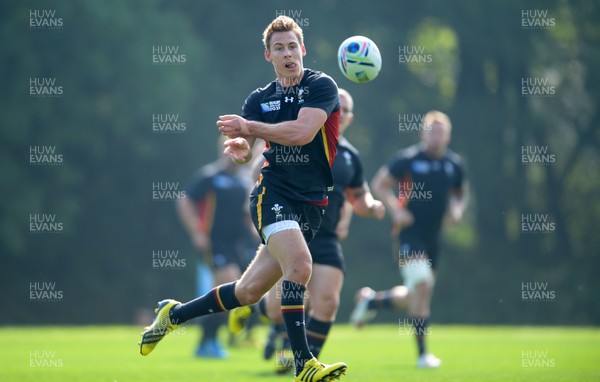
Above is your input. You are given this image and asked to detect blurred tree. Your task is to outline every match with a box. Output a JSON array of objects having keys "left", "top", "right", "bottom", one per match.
[{"left": 0, "top": 0, "right": 597, "bottom": 325}]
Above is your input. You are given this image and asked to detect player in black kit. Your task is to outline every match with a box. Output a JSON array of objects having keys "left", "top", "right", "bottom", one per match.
[
  {"left": 232, "top": 89, "right": 385, "bottom": 373},
  {"left": 350, "top": 110, "right": 468, "bottom": 369},
  {"left": 140, "top": 15, "right": 348, "bottom": 382}
]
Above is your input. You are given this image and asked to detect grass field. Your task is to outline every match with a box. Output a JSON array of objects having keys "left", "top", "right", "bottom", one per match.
[{"left": 2, "top": 324, "right": 598, "bottom": 381}]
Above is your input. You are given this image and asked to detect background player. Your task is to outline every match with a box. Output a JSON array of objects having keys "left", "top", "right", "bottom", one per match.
[
  {"left": 231, "top": 89, "right": 385, "bottom": 373},
  {"left": 176, "top": 137, "right": 258, "bottom": 358},
  {"left": 141, "top": 16, "right": 348, "bottom": 382},
  {"left": 350, "top": 110, "right": 468, "bottom": 368}
]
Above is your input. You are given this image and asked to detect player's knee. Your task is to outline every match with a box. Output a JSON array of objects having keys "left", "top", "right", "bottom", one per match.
[
  {"left": 313, "top": 292, "right": 339, "bottom": 319},
  {"left": 282, "top": 260, "right": 312, "bottom": 285},
  {"left": 389, "top": 285, "right": 410, "bottom": 309},
  {"left": 391, "top": 285, "right": 409, "bottom": 298}
]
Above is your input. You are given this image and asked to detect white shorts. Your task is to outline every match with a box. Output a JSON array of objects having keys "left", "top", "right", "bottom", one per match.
[
  {"left": 401, "top": 259, "right": 435, "bottom": 292},
  {"left": 261, "top": 220, "right": 301, "bottom": 245}
]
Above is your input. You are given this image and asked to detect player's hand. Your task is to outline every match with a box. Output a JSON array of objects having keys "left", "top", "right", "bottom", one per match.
[
  {"left": 223, "top": 137, "right": 251, "bottom": 163},
  {"left": 370, "top": 200, "right": 386, "bottom": 220},
  {"left": 390, "top": 208, "right": 414, "bottom": 236},
  {"left": 192, "top": 231, "right": 211, "bottom": 253},
  {"left": 217, "top": 114, "right": 249, "bottom": 137}
]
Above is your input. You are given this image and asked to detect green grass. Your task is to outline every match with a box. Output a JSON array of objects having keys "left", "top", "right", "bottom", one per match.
[{"left": 1, "top": 324, "right": 599, "bottom": 381}]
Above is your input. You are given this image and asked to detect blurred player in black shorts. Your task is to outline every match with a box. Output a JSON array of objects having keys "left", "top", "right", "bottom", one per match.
[
  {"left": 252, "top": 89, "right": 385, "bottom": 373},
  {"left": 141, "top": 15, "right": 348, "bottom": 382},
  {"left": 177, "top": 138, "right": 258, "bottom": 358},
  {"left": 350, "top": 110, "right": 468, "bottom": 368}
]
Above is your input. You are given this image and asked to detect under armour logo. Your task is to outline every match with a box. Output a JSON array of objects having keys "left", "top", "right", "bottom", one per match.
[
  {"left": 284, "top": 96, "right": 294, "bottom": 103},
  {"left": 295, "top": 320, "right": 304, "bottom": 327}
]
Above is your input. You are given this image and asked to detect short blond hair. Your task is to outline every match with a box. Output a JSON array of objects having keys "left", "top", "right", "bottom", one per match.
[
  {"left": 262, "top": 16, "right": 304, "bottom": 50},
  {"left": 423, "top": 110, "right": 452, "bottom": 131}
]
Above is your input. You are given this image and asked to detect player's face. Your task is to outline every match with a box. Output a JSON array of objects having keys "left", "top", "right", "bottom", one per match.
[
  {"left": 421, "top": 121, "right": 450, "bottom": 157},
  {"left": 265, "top": 31, "right": 306, "bottom": 84},
  {"left": 339, "top": 93, "right": 354, "bottom": 135}
]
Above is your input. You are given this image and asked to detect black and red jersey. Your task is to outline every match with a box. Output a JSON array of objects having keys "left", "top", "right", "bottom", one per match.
[
  {"left": 316, "top": 137, "right": 365, "bottom": 238},
  {"left": 242, "top": 68, "right": 340, "bottom": 204}
]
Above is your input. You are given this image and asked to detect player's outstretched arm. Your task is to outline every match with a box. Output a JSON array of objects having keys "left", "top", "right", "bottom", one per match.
[{"left": 217, "top": 108, "right": 327, "bottom": 147}]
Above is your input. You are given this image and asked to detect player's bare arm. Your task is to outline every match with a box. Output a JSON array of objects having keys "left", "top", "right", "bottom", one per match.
[
  {"left": 335, "top": 201, "right": 354, "bottom": 241},
  {"left": 218, "top": 107, "right": 327, "bottom": 147},
  {"left": 371, "top": 166, "right": 414, "bottom": 233},
  {"left": 345, "top": 183, "right": 385, "bottom": 219}
]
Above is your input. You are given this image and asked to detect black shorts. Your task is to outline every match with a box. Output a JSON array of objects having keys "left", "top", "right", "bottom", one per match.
[
  {"left": 211, "top": 237, "right": 257, "bottom": 270},
  {"left": 308, "top": 234, "right": 345, "bottom": 271},
  {"left": 249, "top": 184, "right": 325, "bottom": 245},
  {"left": 399, "top": 227, "right": 440, "bottom": 270}
]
